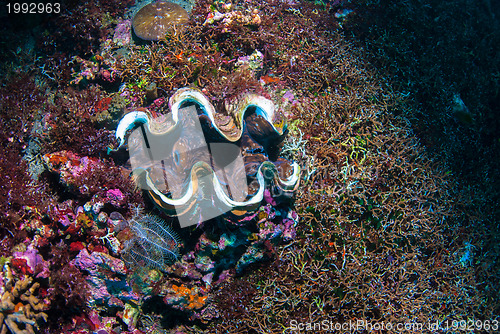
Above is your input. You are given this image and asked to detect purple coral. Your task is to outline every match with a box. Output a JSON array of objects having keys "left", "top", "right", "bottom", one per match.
[
  {"left": 13, "top": 245, "right": 50, "bottom": 278},
  {"left": 113, "top": 20, "right": 132, "bottom": 46}
]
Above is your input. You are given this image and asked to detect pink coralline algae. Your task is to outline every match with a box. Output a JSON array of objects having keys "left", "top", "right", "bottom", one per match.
[
  {"left": 43, "top": 151, "right": 137, "bottom": 208},
  {"left": 48, "top": 199, "right": 76, "bottom": 228},
  {"left": 113, "top": 20, "right": 132, "bottom": 46},
  {"left": 263, "top": 188, "right": 277, "bottom": 206},
  {"left": 106, "top": 189, "right": 125, "bottom": 207},
  {"left": 13, "top": 245, "right": 50, "bottom": 278},
  {"left": 72, "top": 249, "right": 142, "bottom": 307},
  {"left": 43, "top": 151, "right": 100, "bottom": 195},
  {"left": 72, "top": 248, "right": 127, "bottom": 276}
]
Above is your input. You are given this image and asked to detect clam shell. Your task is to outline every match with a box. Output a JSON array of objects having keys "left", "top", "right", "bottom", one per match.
[{"left": 115, "top": 87, "right": 300, "bottom": 226}]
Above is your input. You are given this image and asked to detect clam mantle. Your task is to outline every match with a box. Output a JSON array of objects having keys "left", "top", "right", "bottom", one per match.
[{"left": 114, "top": 87, "right": 300, "bottom": 226}]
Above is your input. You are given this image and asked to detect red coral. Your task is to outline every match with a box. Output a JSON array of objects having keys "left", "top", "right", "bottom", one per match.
[
  {"left": 70, "top": 242, "right": 85, "bottom": 252},
  {"left": 11, "top": 258, "right": 34, "bottom": 275},
  {"left": 94, "top": 97, "right": 113, "bottom": 113}
]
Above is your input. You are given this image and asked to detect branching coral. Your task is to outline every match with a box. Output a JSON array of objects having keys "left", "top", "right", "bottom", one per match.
[{"left": 0, "top": 267, "right": 48, "bottom": 334}]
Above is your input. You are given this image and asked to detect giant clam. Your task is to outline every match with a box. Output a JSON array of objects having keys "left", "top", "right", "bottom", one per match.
[
  {"left": 132, "top": 1, "right": 189, "bottom": 41},
  {"left": 115, "top": 87, "right": 300, "bottom": 227}
]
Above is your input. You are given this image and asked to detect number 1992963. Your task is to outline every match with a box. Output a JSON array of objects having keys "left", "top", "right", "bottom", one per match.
[{"left": 6, "top": 3, "right": 60, "bottom": 14}]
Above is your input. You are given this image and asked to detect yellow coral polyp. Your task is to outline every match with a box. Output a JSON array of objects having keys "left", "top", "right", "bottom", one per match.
[
  {"left": 76, "top": 212, "right": 93, "bottom": 228},
  {"left": 257, "top": 210, "right": 268, "bottom": 221},
  {"left": 187, "top": 295, "right": 207, "bottom": 310},
  {"left": 171, "top": 284, "right": 207, "bottom": 310},
  {"left": 171, "top": 284, "right": 190, "bottom": 295}
]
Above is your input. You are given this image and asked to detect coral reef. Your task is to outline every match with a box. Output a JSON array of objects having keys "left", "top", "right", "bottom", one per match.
[
  {"left": 0, "top": 0, "right": 498, "bottom": 332},
  {"left": 72, "top": 248, "right": 141, "bottom": 308},
  {"left": 40, "top": 86, "right": 118, "bottom": 156},
  {"left": 113, "top": 19, "right": 133, "bottom": 47},
  {"left": 0, "top": 77, "right": 53, "bottom": 219},
  {"left": 202, "top": 6, "right": 262, "bottom": 30},
  {"left": 69, "top": 55, "right": 118, "bottom": 86},
  {"left": 163, "top": 284, "right": 207, "bottom": 311},
  {"left": 43, "top": 0, "right": 135, "bottom": 56}
]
